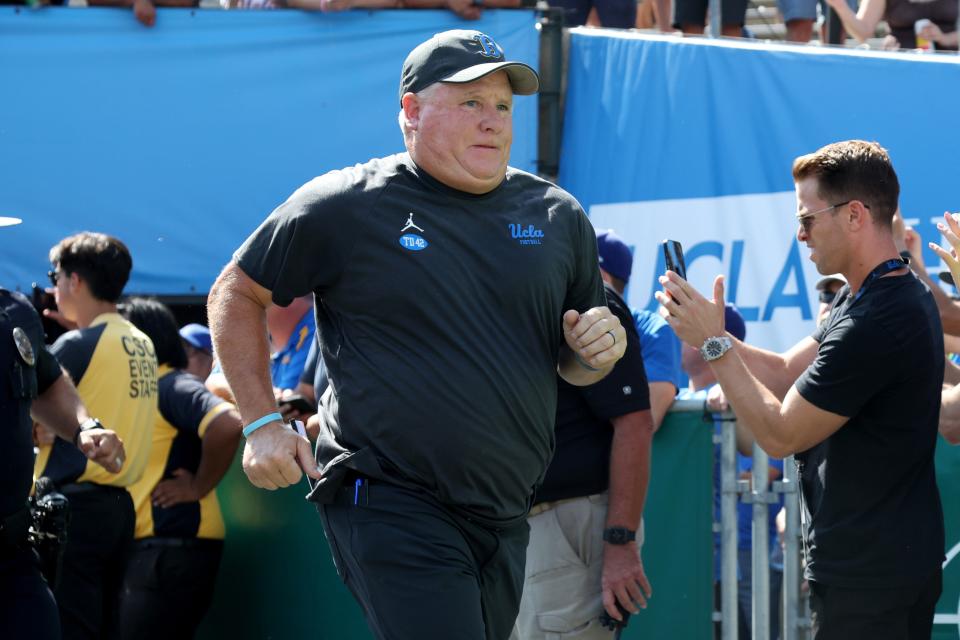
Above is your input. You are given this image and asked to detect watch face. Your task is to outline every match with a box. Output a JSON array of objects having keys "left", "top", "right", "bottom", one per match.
[
  {"left": 604, "top": 527, "right": 635, "bottom": 544},
  {"left": 706, "top": 340, "right": 722, "bottom": 358}
]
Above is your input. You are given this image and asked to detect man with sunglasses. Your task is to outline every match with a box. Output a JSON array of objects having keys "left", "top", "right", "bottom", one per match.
[
  {"left": 658, "top": 140, "right": 944, "bottom": 639},
  {"left": 39, "top": 232, "right": 158, "bottom": 639}
]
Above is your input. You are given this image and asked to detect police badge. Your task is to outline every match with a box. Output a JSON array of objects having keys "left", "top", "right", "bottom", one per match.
[{"left": 13, "top": 327, "right": 35, "bottom": 366}]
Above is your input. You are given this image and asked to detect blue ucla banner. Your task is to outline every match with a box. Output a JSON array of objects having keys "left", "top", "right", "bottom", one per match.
[
  {"left": 0, "top": 8, "right": 538, "bottom": 295},
  {"left": 560, "top": 30, "right": 960, "bottom": 353},
  {"left": 560, "top": 31, "right": 960, "bottom": 638}
]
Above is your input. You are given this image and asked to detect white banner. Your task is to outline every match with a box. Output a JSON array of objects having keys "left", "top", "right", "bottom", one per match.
[{"left": 590, "top": 191, "right": 823, "bottom": 353}]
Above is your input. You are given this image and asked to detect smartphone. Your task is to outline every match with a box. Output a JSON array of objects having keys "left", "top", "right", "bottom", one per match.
[
  {"left": 661, "top": 239, "right": 687, "bottom": 280},
  {"left": 278, "top": 394, "right": 315, "bottom": 415}
]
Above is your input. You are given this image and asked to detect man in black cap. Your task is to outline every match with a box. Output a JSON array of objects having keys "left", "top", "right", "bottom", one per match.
[{"left": 208, "top": 29, "right": 626, "bottom": 640}]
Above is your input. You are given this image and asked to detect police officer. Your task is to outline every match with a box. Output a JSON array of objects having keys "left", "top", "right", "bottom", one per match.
[{"left": 0, "top": 284, "right": 124, "bottom": 639}]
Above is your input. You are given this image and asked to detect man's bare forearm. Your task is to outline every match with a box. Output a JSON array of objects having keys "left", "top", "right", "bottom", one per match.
[
  {"left": 207, "top": 264, "right": 278, "bottom": 425},
  {"left": 732, "top": 337, "right": 815, "bottom": 401},
  {"left": 605, "top": 410, "right": 654, "bottom": 529},
  {"left": 911, "top": 262, "right": 960, "bottom": 335},
  {"left": 709, "top": 352, "right": 795, "bottom": 457},
  {"left": 647, "top": 381, "right": 675, "bottom": 432}
]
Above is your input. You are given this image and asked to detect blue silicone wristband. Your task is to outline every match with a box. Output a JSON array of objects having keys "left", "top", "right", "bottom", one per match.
[{"left": 243, "top": 412, "right": 283, "bottom": 438}]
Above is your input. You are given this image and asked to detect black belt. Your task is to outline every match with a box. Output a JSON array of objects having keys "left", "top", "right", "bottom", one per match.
[
  {"left": 58, "top": 482, "right": 127, "bottom": 496},
  {"left": 0, "top": 503, "right": 31, "bottom": 550},
  {"left": 132, "top": 537, "right": 223, "bottom": 551}
]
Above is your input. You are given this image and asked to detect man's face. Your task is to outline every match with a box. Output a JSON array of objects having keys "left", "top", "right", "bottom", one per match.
[
  {"left": 407, "top": 71, "right": 513, "bottom": 194},
  {"left": 51, "top": 265, "right": 78, "bottom": 323},
  {"left": 795, "top": 177, "right": 846, "bottom": 276}
]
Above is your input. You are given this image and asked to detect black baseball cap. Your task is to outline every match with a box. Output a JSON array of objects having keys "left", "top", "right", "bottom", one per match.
[{"left": 399, "top": 30, "right": 540, "bottom": 106}]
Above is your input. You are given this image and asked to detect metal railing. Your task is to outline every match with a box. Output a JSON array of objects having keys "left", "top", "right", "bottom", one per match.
[{"left": 671, "top": 398, "right": 811, "bottom": 640}]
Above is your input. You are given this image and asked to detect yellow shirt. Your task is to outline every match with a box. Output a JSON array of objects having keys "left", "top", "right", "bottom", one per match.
[
  {"left": 35, "top": 313, "right": 157, "bottom": 488},
  {"left": 128, "top": 365, "right": 232, "bottom": 540}
]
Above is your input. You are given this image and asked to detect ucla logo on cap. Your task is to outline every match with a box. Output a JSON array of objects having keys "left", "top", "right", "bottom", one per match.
[{"left": 474, "top": 34, "right": 503, "bottom": 59}]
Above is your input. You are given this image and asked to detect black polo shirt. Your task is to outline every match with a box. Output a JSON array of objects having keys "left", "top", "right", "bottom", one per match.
[
  {"left": 795, "top": 272, "right": 945, "bottom": 587},
  {"left": 236, "top": 153, "right": 606, "bottom": 525}
]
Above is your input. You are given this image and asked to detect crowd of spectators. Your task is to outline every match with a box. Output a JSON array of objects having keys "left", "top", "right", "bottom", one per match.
[{"left": 3, "top": 0, "right": 955, "bottom": 51}]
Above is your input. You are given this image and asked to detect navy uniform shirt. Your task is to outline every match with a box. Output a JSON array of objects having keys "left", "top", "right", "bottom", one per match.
[{"left": 0, "top": 289, "right": 62, "bottom": 519}]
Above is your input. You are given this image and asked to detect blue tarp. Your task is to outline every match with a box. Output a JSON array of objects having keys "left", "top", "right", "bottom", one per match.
[
  {"left": 559, "top": 30, "right": 960, "bottom": 353},
  {"left": 0, "top": 8, "right": 539, "bottom": 295},
  {"left": 560, "top": 30, "right": 960, "bottom": 253}
]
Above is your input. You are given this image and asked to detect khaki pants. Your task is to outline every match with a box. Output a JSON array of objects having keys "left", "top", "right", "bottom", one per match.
[{"left": 511, "top": 494, "right": 644, "bottom": 640}]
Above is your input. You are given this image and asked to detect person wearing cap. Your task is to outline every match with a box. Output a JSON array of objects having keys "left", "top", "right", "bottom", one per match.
[
  {"left": 180, "top": 322, "right": 214, "bottom": 380},
  {"left": 813, "top": 273, "right": 846, "bottom": 326},
  {"left": 513, "top": 229, "right": 671, "bottom": 640},
  {"left": 678, "top": 305, "right": 783, "bottom": 640},
  {"left": 0, "top": 273, "right": 125, "bottom": 637},
  {"left": 207, "top": 29, "right": 625, "bottom": 640},
  {"left": 658, "top": 140, "right": 944, "bottom": 638},
  {"left": 38, "top": 231, "right": 159, "bottom": 640}
]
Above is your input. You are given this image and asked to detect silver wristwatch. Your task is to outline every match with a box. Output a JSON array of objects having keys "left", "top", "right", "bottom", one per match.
[{"left": 700, "top": 336, "right": 732, "bottom": 362}]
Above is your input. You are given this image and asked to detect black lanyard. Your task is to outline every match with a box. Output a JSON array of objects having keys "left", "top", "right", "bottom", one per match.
[{"left": 851, "top": 258, "right": 909, "bottom": 303}]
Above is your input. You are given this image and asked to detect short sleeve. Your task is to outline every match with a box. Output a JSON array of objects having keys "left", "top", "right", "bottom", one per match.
[
  {"left": 578, "top": 289, "right": 651, "bottom": 420},
  {"left": 160, "top": 373, "right": 232, "bottom": 438},
  {"left": 634, "top": 310, "right": 683, "bottom": 390},
  {"left": 795, "top": 316, "right": 897, "bottom": 417},
  {"left": 561, "top": 203, "right": 606, "bottom": 314},
  {"left": 234, "top": 172, "right": 362, "bottom": 306},
  {"left": 36, "top": 345, "right": 63, "bottom": 394}
]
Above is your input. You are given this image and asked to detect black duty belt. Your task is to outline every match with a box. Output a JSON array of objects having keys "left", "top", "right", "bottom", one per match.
[
  {"left": 132, "top": 537, "right": 223, "bottom": 551},
  {"left": 58, "top": 482, "right": 127, "bottom": 497}
]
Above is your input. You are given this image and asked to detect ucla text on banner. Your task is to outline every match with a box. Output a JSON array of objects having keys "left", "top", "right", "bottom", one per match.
[
  {"left": 0, "top": 8, "right": 538, "bottom": 295},
  {"left": 560, "top": 30, "right": 960, "bottom": 353}
]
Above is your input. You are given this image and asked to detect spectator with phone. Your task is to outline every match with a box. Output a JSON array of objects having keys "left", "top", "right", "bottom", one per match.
[
  {"left": 117, "top": 298, "right": 242, "bottom": 640},
  {"left": 657, "top": 140, "right": 944, "bottom": 638}
]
